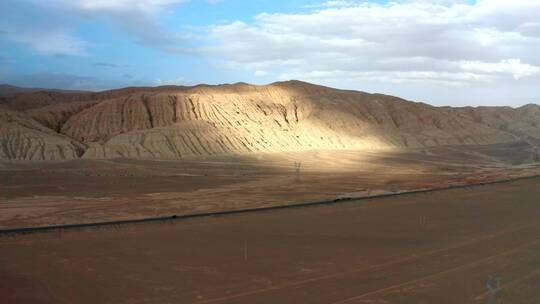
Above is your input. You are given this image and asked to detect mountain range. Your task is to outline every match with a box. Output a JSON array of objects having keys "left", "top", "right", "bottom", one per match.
[{"left": 1, "top": 80, "right": 539, "bottom": 160}]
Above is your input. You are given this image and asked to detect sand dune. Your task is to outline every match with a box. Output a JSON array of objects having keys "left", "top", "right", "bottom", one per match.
[{"left": 1, "top": 80, "right": 539, "bottom": 160}]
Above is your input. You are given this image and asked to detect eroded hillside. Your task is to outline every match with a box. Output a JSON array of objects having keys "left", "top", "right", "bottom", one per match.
[{"left": 1, "top": 81, "right": 539, "bottom": 160}]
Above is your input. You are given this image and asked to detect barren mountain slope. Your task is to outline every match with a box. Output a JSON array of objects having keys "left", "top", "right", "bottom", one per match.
[
  {"left": 0, "top": 85, "right": 181, "bottom": 111},
  {"left": 0, "top": 81, "right": 538, "bottom": 160},
  {"left": 0, "top": 106, "right": 85, "bottom": 160},
  {"left": 26, "top": 100, "right": 100, "bottom": 132},
  {"left": 0, "top": 84, "right": 38, "bottom": 97},
  {"left": 452, "top": 104, "right": 540, "bottom": 145},
  {"left": 63, "top": 81, "right": 517, "bottom": 159}
]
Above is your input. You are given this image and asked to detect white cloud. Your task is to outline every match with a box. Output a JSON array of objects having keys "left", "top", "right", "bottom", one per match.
[
  {"left": 198, "top": 0, "right": 540, "bottom": 91},
  {"left": 0, "top": 0, "right": 90, "bottom": 56},
  {"left": 306, "top": 1, "right": 360, "bottom": 8},
  {"left": 1, "top": 0, "right": 221, "bottom": 57},
  {"left": 8, "top": 31, "right": 87, "bottom": 56},
  {"left": 154, "top": 77, "right": 190, "bottom": 85},
  {"left": 48, "top": 0, "right": 187, "bottom": 16},
  {"left": 254, "top": 70, "right": 268, "bottom": 77},
  {"left": 460, "top": 59, "right": 540, "bottom": 80},
  {"left": 46, "top": 0, "right": 222, "bottom": 16},
  {"left": 25, "top": 0, "right": 192, "bottom": 49},
  {"left": 1, "top": 72, "right": 102, "bottom": 90},
  {"left": 278, "top": 70, "right": 495, "bottom": 87}
]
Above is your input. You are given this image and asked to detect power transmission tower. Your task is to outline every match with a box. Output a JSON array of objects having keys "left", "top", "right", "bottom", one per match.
[
  {"left": 232, "top": 155, "right": 241, "bottom": 177},
  {"left": 294, "top": 161, "right": 302, "bottom": 182}
]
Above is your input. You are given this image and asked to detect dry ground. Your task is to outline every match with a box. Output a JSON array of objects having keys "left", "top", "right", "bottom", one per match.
[
  {"left": 1, "top": 144, "right": 540, "bottom": 229},
  {"left": 1, "top": 177, "right": 540, "bottom": 303}
]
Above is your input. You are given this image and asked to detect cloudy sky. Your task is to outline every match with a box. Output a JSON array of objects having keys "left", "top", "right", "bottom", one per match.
[{"left": 1, "top": 0, "right": 539, "bottom": 106}]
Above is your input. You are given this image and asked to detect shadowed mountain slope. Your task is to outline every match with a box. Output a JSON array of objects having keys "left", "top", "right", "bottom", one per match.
[
  {"left": 1, "top": 81, "right": 539, "bottom": 160},
  {"left": 0, "top": 106, "right": 85, "bottom": 160}
]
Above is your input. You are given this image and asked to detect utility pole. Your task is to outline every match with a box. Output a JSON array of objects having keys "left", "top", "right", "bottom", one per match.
[
  {"left": 419, "top": 215, "right": 426, "bottom": 226},
  {"left": 486, "top": 275, "right": 501, "bottom": 304},
  {"left": 244, "top": 240, "right": 248, "bottom": 261}
]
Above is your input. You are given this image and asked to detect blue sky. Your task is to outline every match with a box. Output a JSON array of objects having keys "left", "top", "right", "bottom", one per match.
[{"left": 1, "top": 0, "right": 539, "bottom": 106}]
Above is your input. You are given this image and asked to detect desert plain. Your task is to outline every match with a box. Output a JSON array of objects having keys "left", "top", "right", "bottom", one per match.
[
  {"left": 1, "top": 172, "right": 540, "bottom": 304},
  {"left": 1, "top": 143, "right": 540, "bottom": 229}
]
